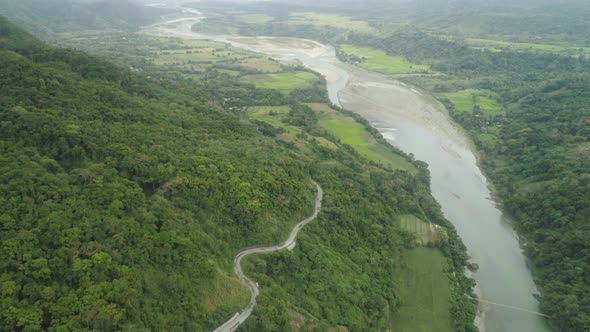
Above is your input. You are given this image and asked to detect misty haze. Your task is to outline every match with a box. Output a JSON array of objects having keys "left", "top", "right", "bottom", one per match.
[{"left": 0, "top": 0, "right": 588, "bottom": 331}]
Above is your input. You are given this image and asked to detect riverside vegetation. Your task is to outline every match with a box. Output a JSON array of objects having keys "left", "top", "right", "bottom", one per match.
[
  {"left": 190, "top": 0, "right": 590, "bottom": 330},
  {"left": 0, "top": 2, "right": 477, "bottom": 331}
]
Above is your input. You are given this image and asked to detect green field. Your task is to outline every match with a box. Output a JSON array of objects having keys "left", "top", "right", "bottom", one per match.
[
  {"left": 441, "top": 89, "right": 502, "bottom": 115},
  {"left": 340, "top": 44, "right": 431, "bottom": 74},
  {"left": 466, "top": 38, "right": 590, "bottom": 57},
  {"left": 182, "top": 40, "right": 229, "bottom": 49},
  {"left": 240, "top": 71, "right": 318, "bottom": 91},
  {"left": 239, "top": 14, "right": 274, "bottom": 24},
  {"left": 203, "top": 271, "right": 250, "bottom": 312},
  {"left": 399, "top": 214, "right": 449, "bottom": 246},
  {"left": 149, "top": 39, "right": 281, "bottom": 77},
  {"left": 237, "top": 57, "right": 281, "bottom": 73},
  {"left": 152, "top": 40, "right": 248, "bottom": 68},
  {"left": 392, "top": 248, "right": 454, "bottom": 332},
  {"left": 399, "top": 215, "right": 433, "bottom": 245},
  {"left": 247, "top": 104, "right": 414, "bottom": 172},
  {"left": 248, "top": 105, "right": 340, "bottom": 150},
  {"left": 288, "top": 12, "right": 375, "bottom": 33},
  {"left": 248, "top": 106, "right": 296, "bottom": 133},
  {"left": 318, "top": 112, "right": 415, "bottom": 172}
]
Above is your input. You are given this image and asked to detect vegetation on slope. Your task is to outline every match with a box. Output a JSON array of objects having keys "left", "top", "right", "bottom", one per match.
[
  {"left": 0, "top": 15, "right": 319, "bottom": 330},
  {"left": 0, "top": 15, "right": 477, "bottom": 331}
]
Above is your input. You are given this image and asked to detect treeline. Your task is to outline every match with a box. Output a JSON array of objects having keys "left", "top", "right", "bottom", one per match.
[
  {"left": 344, "top": 30, "right": 590, "bottom": 77},
  {"left": 0, "top": 0, "right": 171, "bottom": 39},
  {"left": 192, "top": 18, "right": 349, "bottom": 44}
]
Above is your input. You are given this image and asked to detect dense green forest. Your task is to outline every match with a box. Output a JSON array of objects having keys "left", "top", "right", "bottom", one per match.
[
  {"left": 191, "top": 0, "right": 590, "bottom": 330},
  {"left": 0, "top": 14, "right": 477, "bottom": 331}
]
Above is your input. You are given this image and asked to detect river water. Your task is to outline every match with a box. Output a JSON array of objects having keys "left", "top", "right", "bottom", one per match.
[{"left": 146, "top": 11, "right": 552, "bottom": 332}]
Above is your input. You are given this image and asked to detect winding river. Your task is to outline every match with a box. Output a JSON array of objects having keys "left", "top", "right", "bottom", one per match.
[{"left": 145, "top": 9, "right": 552, "bottom": 332}]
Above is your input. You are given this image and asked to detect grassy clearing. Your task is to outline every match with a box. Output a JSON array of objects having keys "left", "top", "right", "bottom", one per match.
[
  {"left": 288, "top": 12, "right": 375, "bottom": 33},
  {"left": 237, "top": 57, "right": 281, "bottom": 73},
  {"left": 392, "top": 247, "right": 454, "bottom": 332},
  {"left": 149, "top": 39, "right": 280, "bottom": 76},
  {"left": 466, "top": 38, "right": 590, "bottom": 57},
  {"left": 441, "top": 89, "right": 502, "bottom": 115},
  {"left": 248, "top": 105, "right": 291, "bottom": 118},
  {"left": 340, "top": 44, "right": 431, "bottom": 74},
  {"left": 476, "top": 132, "right": 499, "bottom": 149},
  {"left": 318, "top": 110, "right": 415, "bottom": 172},
  {"left": 307, "top": 103, "right": 336, "bottom": 114},
  {"left": 240, "top": 71, "right": 318, "bottom": 92},
  {"left": 268, "top": 37, "right": 320, "bottom": 50},
  {"left": 248, "top": 106, "right": 338, "bottom": 150},
  {"left": 569, "top": 142, "right": 590, "bottom": 160},
  {"left": 203, "top": 271, "right": 250, "bottom": 312},
  {"left": 399, "top": 215, "right": 448, "bottom": 246},
  {"left": 248, "top": 105, "right": 293, "bottom": 131},
  {"left": 399, "top": 215, "right": 433, "bottom": 245},
  {"left": 248, "top": 104, "right": 412, "bottom": 169}
]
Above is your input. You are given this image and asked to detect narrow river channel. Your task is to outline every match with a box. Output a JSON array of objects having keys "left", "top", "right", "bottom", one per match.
[{"left": 146, "top": 10, "right": 552, "bottom": 331}]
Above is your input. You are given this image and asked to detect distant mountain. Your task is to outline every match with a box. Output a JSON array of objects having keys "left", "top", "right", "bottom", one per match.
[{"left": 0, "top": 0, "right": 170, "bottom": 38}]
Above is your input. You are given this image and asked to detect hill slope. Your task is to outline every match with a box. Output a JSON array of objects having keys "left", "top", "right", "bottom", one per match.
[
  {"left": 0, "top": 15, "right": 315, "bottom": 330},
  {"left": 0, "top": 0, "right": 168, "bottom": 39},
  {"left": 0, "top": 16, "right": 476, "bottom": 331}
]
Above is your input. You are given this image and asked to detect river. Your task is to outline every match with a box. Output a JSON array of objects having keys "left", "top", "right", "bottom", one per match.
[{"left": 145, "top": 10, "right": 552, "bottom": 332}]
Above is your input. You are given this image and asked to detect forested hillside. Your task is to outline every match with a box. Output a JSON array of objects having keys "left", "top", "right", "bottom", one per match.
[
  {"left": 0, "top": 16, "right": 476, "bottom": 331},
  {"left": 0, "top": 15, "right": 310, "bottom": 330},
  {"left": 0, "top": 0, "right": 168, "bottom": 39}
]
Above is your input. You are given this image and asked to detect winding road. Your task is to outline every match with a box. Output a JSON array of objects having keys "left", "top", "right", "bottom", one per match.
[{"left": 213, "top": 183, "right": 324, "bottom": 332}]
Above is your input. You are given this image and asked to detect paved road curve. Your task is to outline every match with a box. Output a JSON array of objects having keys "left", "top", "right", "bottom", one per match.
[{"left": 213, "top": 183, "right": 323, "bottom": 332}]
